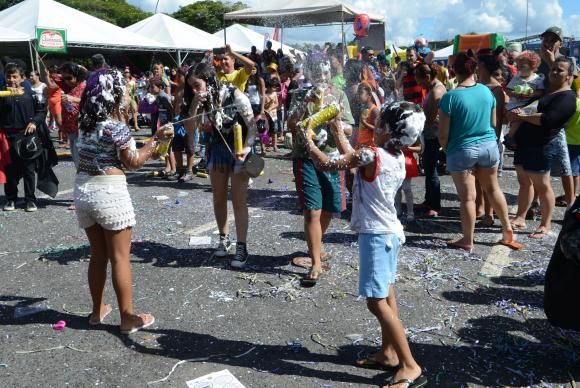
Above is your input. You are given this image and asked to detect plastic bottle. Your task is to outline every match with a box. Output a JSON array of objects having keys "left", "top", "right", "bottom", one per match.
[
  {"left": 233, "top": 122, "right": 243, "bottom": 154},
  {"left": 298, "top": 102, "right": 340, "bottom": 139}
]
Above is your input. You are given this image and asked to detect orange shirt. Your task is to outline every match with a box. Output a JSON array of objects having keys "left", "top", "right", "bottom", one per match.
[{"left": 356, "top": 104, "right": 379, "bottom": 147}]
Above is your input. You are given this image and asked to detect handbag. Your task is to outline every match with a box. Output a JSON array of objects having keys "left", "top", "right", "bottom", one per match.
[
  {"left": 214, "top": 122, "right": 265, "bottom": 178},
  {"left": 14, "top": 132, "right": 43, "bottom": 160}
]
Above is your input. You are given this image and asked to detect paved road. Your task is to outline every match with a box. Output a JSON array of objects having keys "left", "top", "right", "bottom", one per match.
[{"left": 1, "top": 137, "right": 579, "bottom": 387}]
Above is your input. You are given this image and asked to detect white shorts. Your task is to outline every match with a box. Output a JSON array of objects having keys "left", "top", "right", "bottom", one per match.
[{"left": 74, "top": 174, "right": 136, "bottom": 231}]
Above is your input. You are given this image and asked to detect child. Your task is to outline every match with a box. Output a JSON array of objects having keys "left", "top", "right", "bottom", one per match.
[
  {"left": 264, "top": 79, "right": 279, "bottom": 152},
  {"left": 356, "top": 82, "right": 380, "bottom": 147},
  {"left": 395, "top": 140, "right": 421, "bottom": 223},
  {"left": 149, "top": 77, "right": 175, "bottom": 178},
  {"left": 504, "top": 51, "right": 544, "bottom": 149},
  {"left": 298, "top": 101, "right": 427, "bottom": 388}
]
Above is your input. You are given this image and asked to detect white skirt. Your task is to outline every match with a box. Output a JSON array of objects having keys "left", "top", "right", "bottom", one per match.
[{"left": 74, "top": 173, "right": 136, "bottom": 231}]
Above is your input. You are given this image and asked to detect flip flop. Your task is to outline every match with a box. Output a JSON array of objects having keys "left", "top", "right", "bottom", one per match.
[
  {"left": 384, "top": 375, "right": 428, "bottom": 388},
  {"left": 555, "top": 195, "right": 568, "bottom": 207},
  {"left": 497, "top": 239, "right": 524, "bottom": 250},
  {"left": 88, "top": 304, "right": 113, "bottom": 326},
  {"left": 300, "top": 268, "right": 323, "bottom": 288},
  {"left": 120, "top": 313, "right": 155, "bottom": 335},
  {"left": 510, "top": 222, "right": 526, "bottom": 231},
  {"left": 446, "top": 240, "right": 473, "bottom": 253},
  {"left": 529, "top": 229, "right": 551, "bottom": 239},
  {"left": 354, "top": 355, "right": 398, "bottom": 370},
  {"left": 291, "top": 252, "right": 331, "bottom": 269}
]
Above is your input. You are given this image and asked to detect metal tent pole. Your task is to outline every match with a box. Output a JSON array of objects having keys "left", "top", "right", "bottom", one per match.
[
  {"left": 223, "top": 16, "right": 227, "bottom": 46},
  {"left": 178, "top": 50, "right": 182, "bottom": 66},
  {"left": 28, "top": 41, "right": 36, "bottom": 72},
  {"left": 341, "top": 12, "right": 346, "bottom": 63}
]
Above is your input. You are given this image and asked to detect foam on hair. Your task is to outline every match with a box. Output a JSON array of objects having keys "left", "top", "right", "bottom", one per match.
[{"left": 377, "top": 101, "right": 425, "bottom": 150}]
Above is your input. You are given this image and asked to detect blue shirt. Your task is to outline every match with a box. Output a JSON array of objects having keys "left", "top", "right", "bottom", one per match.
[{"left": 439, "top": 83, "right": 497, "bottom": 154}]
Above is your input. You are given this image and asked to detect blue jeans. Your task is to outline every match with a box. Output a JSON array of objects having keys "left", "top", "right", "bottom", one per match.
[{"left": 423, "top": 138, "right": 441, "bottom": 211}]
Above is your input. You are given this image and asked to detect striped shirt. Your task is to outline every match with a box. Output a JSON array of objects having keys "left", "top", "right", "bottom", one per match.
[
  {"left": 403, "top": 74, "right": 426, "bottom": 104},
  {"left": 77, "top": 120, "right": 133, "bottom": 174}
]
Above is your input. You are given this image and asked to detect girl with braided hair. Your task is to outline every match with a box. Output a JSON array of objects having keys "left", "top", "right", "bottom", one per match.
[
  {"left": 74, "top": 68, "right": 171, "bottom": 334},
  {"left": 297, "top": 101, "right": 427, "bottom": 388},
  {"left": 182, "top": 62, "right": 257, "bottom": 268}
]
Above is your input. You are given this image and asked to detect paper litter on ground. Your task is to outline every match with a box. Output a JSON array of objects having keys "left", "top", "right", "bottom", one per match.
[
  {"left": 188, "top": 236, "right": 212, "bottom": 246},
  {"left": 186, "top": 369, "right": 245, "bottom": 388},
  {"left": 152, "top": 195, "right": 170, "bottom": 201}
]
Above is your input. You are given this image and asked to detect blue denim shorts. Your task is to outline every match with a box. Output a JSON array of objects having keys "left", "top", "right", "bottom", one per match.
[
  {"left": 569, "top": 144, "right": 580, "bottom": 176},
  {"left": 514, "top": 131, "right": 572, "bottom": 175},
  {"left": 446, "top": 140, "right": 499, "bottom": 173},
  {"left": 358, "top": 234, "right": 400, "bottom": 298},
  {"left": 547, "top": 130, "right": 572, "bottom": 177}
]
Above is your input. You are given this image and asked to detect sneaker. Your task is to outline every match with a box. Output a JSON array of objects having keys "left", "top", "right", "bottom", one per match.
[
  {"left": 3, "top": 200, "right": 15, "bottom": 211},
  {"left": 406, "top": 213, "right": 415, "bottom": 223},
  {"left": 25, "top": 201, "right": 37, "bottom": 212},
  {"left": 178, "top": 171, "right": 194, "bottom": 183},
  {"left": 214, "top": 235, "right": 232, "bottom": 257},
  {"left": 231, "top": 243, "right": 248, "bottom": 269}
]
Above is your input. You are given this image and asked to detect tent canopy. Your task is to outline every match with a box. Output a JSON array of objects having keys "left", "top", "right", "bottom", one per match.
[
  {"left": 224, "top": 0, "right": 384, "bottom": 27},
  {"left": 0, "top": 0, "right": 164, "bottom": 50},
  {"left": 213, "top": 24, "right": 302, "bottom": 56},
  {"left": 0, "top": 25, "right": 29, "bottom": 42},
  {"left": 126, "top": 13, "right": 244, "bottom": 52},
  {"left": 433, "top": 44, "right": 453, "bottom": 60}
]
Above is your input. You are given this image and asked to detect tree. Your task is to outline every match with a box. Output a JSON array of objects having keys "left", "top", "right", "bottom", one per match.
[
  {"left": 172, "top": 0, "right": 247, "bottom": 34},
  {"left": 0, "top": 0, "right": 150, "bottom": 28}
]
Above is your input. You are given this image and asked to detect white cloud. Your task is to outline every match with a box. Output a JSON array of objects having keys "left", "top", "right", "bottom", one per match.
[{"left": 128, "top": 0, "right": 574, "bottom": 45}]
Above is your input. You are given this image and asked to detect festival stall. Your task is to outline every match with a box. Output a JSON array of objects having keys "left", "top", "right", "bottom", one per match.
[
  {"left": 224, "top": 0, "right": 384, "bottom": 54},
  {"left": 433, "top": 44, "right": 453, "bottom": 63},
  {"left": 0, "top": 0, "right": 166, "bottom": 71},
  {"left": 127, "top": 13, "right": 246, "bottom": 65},
  {"left": 212, "top": 24, "right": 302, "bottom": 57}
]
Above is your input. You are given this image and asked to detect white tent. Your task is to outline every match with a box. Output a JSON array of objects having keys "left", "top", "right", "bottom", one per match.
[
  {"left": 224, "top": 0, "right": 384, "bottom": 26},
  {"left": 126, "top": 13, "right": 246, "bottom": 64},
  {"left": 0, "top": 26, "right": 29, "bottom": 42},
  {"left": 433, "top": 45, "right": 453, "bottom": 61},
  {"left": 0, "top": 0, "right": 164, "bottom": 51},
  {"left": 213, "top": 24, "right": 302, "bottom": 57}
]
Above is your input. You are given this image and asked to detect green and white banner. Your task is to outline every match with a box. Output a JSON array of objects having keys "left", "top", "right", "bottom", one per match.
[{"left": 36, "top": 27, "right": 67, "bottom": 53}]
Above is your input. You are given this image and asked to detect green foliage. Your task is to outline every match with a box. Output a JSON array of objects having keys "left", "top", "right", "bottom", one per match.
[
  {"left": 172, "top": 0, "right": 247, "bottom": 34},
  {"left": 0, "top": 0, "right": 151, "bottom": 28}
]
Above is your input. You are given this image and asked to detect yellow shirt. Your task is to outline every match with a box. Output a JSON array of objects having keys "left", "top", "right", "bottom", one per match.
[
  {"left": 218, "top": 68, "right": 250, "bottom": 91},
  {"left": 565, "top": 98, "right": 580, "bottom": 145}
]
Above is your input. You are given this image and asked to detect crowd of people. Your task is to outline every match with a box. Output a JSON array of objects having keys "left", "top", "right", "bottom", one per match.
[{"left": 1, "top": 25, "right": 580, "bottom": 388}]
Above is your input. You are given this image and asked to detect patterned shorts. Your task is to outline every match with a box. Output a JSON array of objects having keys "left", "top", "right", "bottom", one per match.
[{"left": 74, "top": 174, "right": 136, "bottom": 231}]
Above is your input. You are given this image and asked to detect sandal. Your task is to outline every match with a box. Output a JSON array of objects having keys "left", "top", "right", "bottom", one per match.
[
  {"left": 384, "top": 375, "right": 428, "bottom": 388},
  {"left": 510, "top": 221, "right": 526, "bottom": 231},
  {"left": 476, "top": 215, "right": 494, "bottom": 227},
  {"left": 555, "top": 195, "right": 568, "bottom": 207},
  {"left": 291, "top": 252, "right": 331, "bottom": 269},
  {"left": 354, "top": 354, "right": 398, "bottom": 370},
  {"left": 120, "top": 313, "right": 155, "bottom": 335},
  {"left": 497, "top": 239, "right": 524, "bottom": 250},
  {"left": 88, "top": 304, "right": 113, "bottom": 326},
  {"left": 300, "top": 268, "right": 323, "bottom": 287},
  {"left": 529, "top": 228, "right": 550, "bottom": 239}
]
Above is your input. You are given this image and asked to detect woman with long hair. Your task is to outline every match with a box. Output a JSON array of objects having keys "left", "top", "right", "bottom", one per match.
[
  {"left": 182, "top": 62, "right": 257, "bottom": 268},
  {"left": 75, "top": 68, "right": 170, "bottom": 334},
  {"left": 438, "top": 52, "right": 521, "bottom": 252}
]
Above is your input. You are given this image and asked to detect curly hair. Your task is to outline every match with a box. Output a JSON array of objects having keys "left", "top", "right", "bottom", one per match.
[
  {"left": 78, "top": 68, "right": 126, "bottom": 132},
  {"left": 377, "top": 101, "right": 425, "bottom": 150},
  {"left": 515, "top": 50, "right": 541, "bottom": 71}
]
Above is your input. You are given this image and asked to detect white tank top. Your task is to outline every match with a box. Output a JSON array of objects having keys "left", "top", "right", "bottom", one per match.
[
  {"left": 350, "top": 147, "right": 406, "bottom": 243},
  {"left": 245, "top": 84, "right": 261, "bottom": 105}
]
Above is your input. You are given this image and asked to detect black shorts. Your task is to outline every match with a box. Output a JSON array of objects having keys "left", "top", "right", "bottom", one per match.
[{"left": 172, "top": 133, "right": 193, "bottom": 155}]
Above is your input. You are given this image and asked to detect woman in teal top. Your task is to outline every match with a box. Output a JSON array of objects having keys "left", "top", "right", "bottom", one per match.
[{"left": 438, "top": 51, "right": 521, "bottom": 252}]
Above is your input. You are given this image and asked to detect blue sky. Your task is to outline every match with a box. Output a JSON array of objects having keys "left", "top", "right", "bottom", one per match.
[{"left": 128, "top": 0, "right": 580, "bottom": 46}]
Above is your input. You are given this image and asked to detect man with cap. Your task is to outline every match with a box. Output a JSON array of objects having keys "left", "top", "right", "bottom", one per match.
[{"left": 537, "top": 26, "right": 575, "bottom": 208}]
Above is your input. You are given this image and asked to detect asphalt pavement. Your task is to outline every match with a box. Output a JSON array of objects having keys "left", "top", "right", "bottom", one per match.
[{"left": 1, "top": 132, "right": 579, "bottom": 387}]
